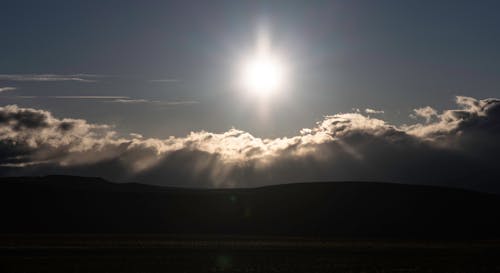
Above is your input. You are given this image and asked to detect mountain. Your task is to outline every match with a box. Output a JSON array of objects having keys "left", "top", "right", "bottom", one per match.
[{"left": 1, "top": 175, "right": 499, "bottom": 239}]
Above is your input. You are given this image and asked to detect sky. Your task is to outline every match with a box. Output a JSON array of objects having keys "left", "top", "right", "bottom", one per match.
[{"left": 1, "top": 1, "right": 500, "bottom": 192}]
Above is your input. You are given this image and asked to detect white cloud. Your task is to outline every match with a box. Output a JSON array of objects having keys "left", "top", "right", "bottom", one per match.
[
  {"left": 365, "top": 108, "right": 384, "bottom": 114},
  {"left": 0, "top": 87, "right": 17, "bottom": 93},
  {"left": 0, "top": 96, "right": 499, "bottom": 191},
  {"left": 411, "top": 106, "right": 437, "bottom": 123}
]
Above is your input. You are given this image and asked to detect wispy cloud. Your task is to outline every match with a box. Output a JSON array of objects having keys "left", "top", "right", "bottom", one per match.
[
  {"left": 1, "top": 96, "right": 129, "bottom": 100},
  {"left": 0, "top": 95, "right": 198, "bottom": 106},
  {"left": 0, "top": 74, "right": 182, "bottom": 84},
  {"left": 0, "top": 74, "right": 101, "bottom": 83},
  {"left": 149, "top": 79, "right": 180, "bottom": 83},
  {"left": 160, "top": 100, "right": 199, "bottom": 105},
  {"left": 2, "top": 96, "right": 37, "bottom": 99},
  {"left": 109, "top": 98, "right": 199, "bottom": 106},
  {"left": 49, "top": 96, "right": 129, "bottom": 99},
  {"left": 110, "top": 99, "right": 150, "bottom": 104},
  {"left": 365, "top": 108, "right": 384, "bottom": 114},
  {"left": 0, "top": 87, "right": 17, "bottom": 93}
]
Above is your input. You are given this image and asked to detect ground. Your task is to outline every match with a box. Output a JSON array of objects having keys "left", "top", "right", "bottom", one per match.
[{"left": 1, "top": 235, "right": 500, "bottom": 273}]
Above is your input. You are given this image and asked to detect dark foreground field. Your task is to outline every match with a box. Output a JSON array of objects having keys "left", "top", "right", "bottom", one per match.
[
  {"left": 2, "top": 176, "right": 500, "bottom": 272},
  {"left": 1, "top": 235, "right": 500, "bottom": 273}
]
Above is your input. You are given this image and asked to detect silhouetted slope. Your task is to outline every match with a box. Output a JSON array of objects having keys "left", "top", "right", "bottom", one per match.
[{"left": 1, "top": 176, "right": 499, "bottom": 238}]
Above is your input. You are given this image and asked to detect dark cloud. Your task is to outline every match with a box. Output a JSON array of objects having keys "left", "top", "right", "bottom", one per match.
[
  {"left": 0, "top": 105, "right": 50, "bottom": 130},
  {"left": 0, "top": 96, "right": 499, "bottom": 192}
]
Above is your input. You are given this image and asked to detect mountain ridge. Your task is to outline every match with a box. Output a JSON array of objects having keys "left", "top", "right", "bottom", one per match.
[
  {"left": 1, "top": 175, "right": 499, "bottom": 239},
  {"left": 2, "top": 175, "right": 495, "bottom": 195}
]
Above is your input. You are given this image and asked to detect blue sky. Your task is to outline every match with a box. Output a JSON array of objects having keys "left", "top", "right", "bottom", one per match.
[{"left": 1, "top": 0, "right": 500, "bottom": 138}]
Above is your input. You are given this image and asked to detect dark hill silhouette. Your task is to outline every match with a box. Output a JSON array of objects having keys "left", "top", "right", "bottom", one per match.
[{"left": 1, "top": 175, "right": 500, "bottom": 239}]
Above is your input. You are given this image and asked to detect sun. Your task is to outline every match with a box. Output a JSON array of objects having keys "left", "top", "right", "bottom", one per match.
[
  {"left": 241, "top": 53, "right": 285, "bottom": 96},
  {"left": 238, "top": 29, "right": 287, "bottom": 97}
]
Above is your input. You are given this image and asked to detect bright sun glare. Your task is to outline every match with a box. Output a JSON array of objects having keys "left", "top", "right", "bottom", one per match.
[
  {"left": 241, "top": 53, "right": 285, "bottom": 96},
  {"left": 239, "top": 29, "right": 287, "bottom": 97}
]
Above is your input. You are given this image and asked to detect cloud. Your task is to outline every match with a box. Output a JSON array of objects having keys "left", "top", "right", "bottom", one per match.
[
  {"left": 411, "top": 106, "right": 437, "bottom": 122},
  {"left": 2, "top": 95, "right": 198, "bottom": 105},
  {"left": 149, "top": 79, "right": 180, "bottom": 83},
  {"left": 0, "top": 87, "right": 17, "bottom": 93},
  {"left": 0, "top": 96, "right": 499, "bottom": 192},
  {"left": 49, "top": 96, "right": 128, "bottom": 99},
  {"left": 364, "top": 108, "right": 384, "bottom": 114},
  {"left": 109, "top": 99, "right": 199, "bottom": 106},
  {"left": 0, "top": 95, "right": 199, "bottom": 108},
  {"left": 161, "top": 100, "right": 199, "bottom": 106},
  {"left": 0, "top": 74, "right": 101, "bottom": 82},
  {"left": 1, "top": 96, "right": 129, "bottom": 101},
  {"left": 110, "top": 99, "right": 150, "bottom": 104}
]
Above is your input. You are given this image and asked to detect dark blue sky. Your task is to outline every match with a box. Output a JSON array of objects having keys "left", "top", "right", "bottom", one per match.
[{"left": 1, "top": 0, "right": 500, "bottom": 137}]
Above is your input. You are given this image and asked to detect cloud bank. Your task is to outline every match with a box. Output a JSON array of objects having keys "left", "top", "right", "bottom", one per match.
[{"left": 0, "top": 96, "right": 499, "bottom": 192}]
